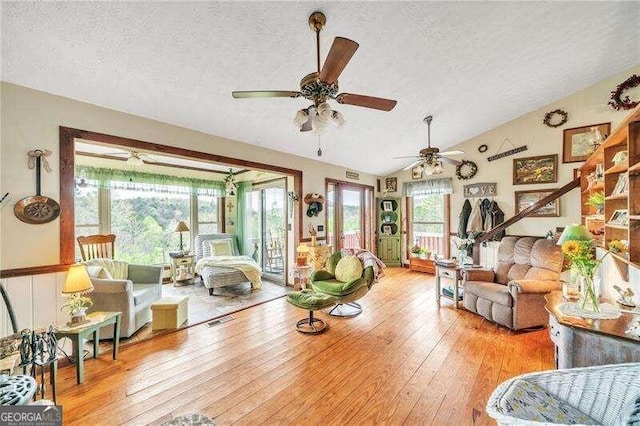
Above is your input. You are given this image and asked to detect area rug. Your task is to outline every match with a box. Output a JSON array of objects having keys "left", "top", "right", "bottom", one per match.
[
  {"left": 74, "top": 279, "right": 290, "bottom": 356},
  {"left": 162, "top": 413, "right": 215, "bottom": 425}
]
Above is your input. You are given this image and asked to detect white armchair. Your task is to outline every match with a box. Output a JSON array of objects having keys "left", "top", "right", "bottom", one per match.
[{"left": 487, "top": 363, "right": 640, "bottom": 425}]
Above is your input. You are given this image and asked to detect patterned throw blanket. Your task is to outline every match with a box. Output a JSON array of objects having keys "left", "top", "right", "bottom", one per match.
[
  {"left": 195, "top": 255, "right": 263, "bottom": 289},
  {"left": 340, "top": 249, "right": 386, "bottom": 282}
]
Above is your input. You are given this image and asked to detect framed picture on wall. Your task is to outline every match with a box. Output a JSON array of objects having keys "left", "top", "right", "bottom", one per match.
[
  {"left": 385, "top": 177, "right": 398, "bottom": 192},
  {"left": 382, "top": 200, "right": 393, "bottom": 212},
  {"left": 513, "top": 154, "right": 558, "bottom": 185},
  {"left": 562, "top": 122, "right": 611, "bottom": 163},
  {"left": 515, "top": 189, "right": 560, "bottom": 217},
  {"left": 381, "top": 225, "right": 392, "bottom": 235}
]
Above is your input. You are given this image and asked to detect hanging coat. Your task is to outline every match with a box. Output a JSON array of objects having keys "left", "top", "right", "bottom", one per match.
[
  {"left": 480, "top": 198, "right": 492, "bottom": 231},
  {"left": 489, "top": 201, "right": 505, "bottom": 241},
  {"left": 467, "top": 199, "right": 484, "bottom": 235},
  {"left": 458, "top": 199, "right": 472, "bottom": 239}
]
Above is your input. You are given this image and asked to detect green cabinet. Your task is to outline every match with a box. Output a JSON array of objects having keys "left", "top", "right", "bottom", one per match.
[{"left": 377, "top": 197, "right": 401, "bottom": 266}]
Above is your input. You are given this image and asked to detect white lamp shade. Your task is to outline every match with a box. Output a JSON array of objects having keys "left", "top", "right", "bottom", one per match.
[
  {"left": 312, "top": 114, "right": 329, "bottom": 134},
  {"left": 331, "top": 110, "right": 345, "bottom": 127},
  {"left": 293, "top": 109, "right": 309, "bottom": 128},
  {"left": 296, "top": 244, "right": 310, "bottom": 253},
  {"left": 316, "top": 102, "right": 332, "bottom": 119},
  {"left": 63, "top": 264, "right": 94, "bottom": 295}
]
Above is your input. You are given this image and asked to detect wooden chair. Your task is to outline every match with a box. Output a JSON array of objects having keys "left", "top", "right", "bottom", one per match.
[
  {"left": 77, "top": 234, "right": 116, "bottom": 261},
  {"left": 265, "top": 229, "right": 284, "bottom": 273}
]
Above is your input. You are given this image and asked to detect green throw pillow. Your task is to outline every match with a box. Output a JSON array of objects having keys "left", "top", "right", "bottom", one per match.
[{"left": 334, "top": 256, "right": 363, "bottom": 283}]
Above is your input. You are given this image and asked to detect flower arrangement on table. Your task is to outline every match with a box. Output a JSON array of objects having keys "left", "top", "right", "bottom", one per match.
[
  {"left": 561, "top": 239, "right": 601, "bottom": 312},
  {"left": 452, "top": 236, "right": 475, "bottom": 264},
  {"left": 61, "top": 295, "right": 93, "bottom": 316},
  {"left": 410, "top": 244, "right": 431, "bottom": 259}
]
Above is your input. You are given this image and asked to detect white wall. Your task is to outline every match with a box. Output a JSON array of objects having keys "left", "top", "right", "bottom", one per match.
[
  {"left": 388, "top": 65, "right": 640, "bottom": 238},
  {"left": 0, "top": 82, "right": 380, "bottom": 271}
]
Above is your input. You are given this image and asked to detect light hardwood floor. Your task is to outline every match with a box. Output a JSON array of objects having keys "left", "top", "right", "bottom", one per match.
[{"left": 56, "top": 267, "right": 555, "bottom": 425}]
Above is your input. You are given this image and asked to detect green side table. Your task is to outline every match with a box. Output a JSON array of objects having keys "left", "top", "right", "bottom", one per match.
[{"left": 55, "top": 311, "right": 121, "bottom": 384}]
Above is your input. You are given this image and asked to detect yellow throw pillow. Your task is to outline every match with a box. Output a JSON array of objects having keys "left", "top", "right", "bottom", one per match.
[
  {"left": 334, "top": 256, "right": 363, "bottom": 283},
  {"left": 208, "top": 240, "right": 233, "bottom": 257}
]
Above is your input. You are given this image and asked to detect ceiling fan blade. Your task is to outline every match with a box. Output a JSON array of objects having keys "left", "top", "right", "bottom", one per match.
[
  {"left": 232, "top": 90, "right": 301, "bottom": 99},
  {"left": 336, "top": 93, "right": 397, "bottom": 111},
  {"left": 438, "top": 150, "right": 464, "bottom": 156},
  {"left": 438, "top": 156, "right": 463, "bottom": 167},
  {"left": 101, "top": 152, "right": 129, "bottom": 156},
  {"left": 403, "top": 159, "right": 424, "bottom": 171},
  {"left": 392, "top": 155, "right": 422, "bottom": 159},
  {"left": 319, "top": 37, "right": 359, "bottom": 85}
]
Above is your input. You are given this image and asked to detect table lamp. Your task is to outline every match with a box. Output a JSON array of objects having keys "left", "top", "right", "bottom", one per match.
[
  {"left": 556, "top": 224, "right": 593, "bottom": 300},
  {"left": 62, "top": 264, "right": 94, "bottom": 325},
  {"left": 173, "top": 221, "right": 190, "bottom": 251},
  {"left": 296, "top": 244, "right": 310, "bottom": 266},
  {"left": 556, "top": 224, "right": 593, "bottom": 245}
]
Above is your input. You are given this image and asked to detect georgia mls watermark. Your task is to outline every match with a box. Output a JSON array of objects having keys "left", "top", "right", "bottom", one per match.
[{"left": 0, "top": 405, "right": 62, "bottom": 426}]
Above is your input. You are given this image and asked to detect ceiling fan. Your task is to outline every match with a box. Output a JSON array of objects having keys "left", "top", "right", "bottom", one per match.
[
  {"left": 394, "top": 116, "right": 464, "bottom": 175},
  {"left": 231, "top": 11, "right": 397, "bottom": 135},
  {"left": 101, "top": 150, "right": 158, "bottom": 166}
]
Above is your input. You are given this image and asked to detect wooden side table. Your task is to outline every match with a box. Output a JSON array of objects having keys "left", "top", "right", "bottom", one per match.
[
  {"left": 435, "top": 262, "right": 464, "bottom": 309},
  {"left": 409, "top": 257, "right": 436, "bottom": 274},
  {"left": 55, "top": 311, "right": 121, "bottom": 384},
  {"left": 545, "top": 291, "right": 640, "bottom": 368},
  {"left": 170, "top": 255, "right": 196, "bottom": 286}
]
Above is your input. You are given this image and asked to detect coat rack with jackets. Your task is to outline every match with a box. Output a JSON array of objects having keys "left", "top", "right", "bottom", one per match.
[{"left": 458, "top": 198, "right": 504, "bottom": 241}]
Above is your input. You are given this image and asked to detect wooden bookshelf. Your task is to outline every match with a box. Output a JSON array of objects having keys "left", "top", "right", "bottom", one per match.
[{"left": 580, "top": 105, "right": 640, "bottom": 267}]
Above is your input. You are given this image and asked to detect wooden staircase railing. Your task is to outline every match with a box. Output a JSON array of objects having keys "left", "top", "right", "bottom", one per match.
[{"left": 471, "top": 177, "right": 581, "bottom": 263}]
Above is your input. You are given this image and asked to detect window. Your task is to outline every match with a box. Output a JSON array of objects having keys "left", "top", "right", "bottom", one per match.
[
  {"left": 197, "top": 195, "right": 219, "bottom": 235},
  {"left": 74, "top": 186, "right": 101, "bottom": 260},
  {"left": 110, "top": 188, "right": 191, "bottom": 265},
  {"left": 410, "top": 193, "right": 449, "bottom": 257},
  {"left": 73, "top": 166, "right": 226, "bottom": 264}
]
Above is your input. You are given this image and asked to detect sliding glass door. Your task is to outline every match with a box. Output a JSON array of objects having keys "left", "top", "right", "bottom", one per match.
[
  {"left": 245, "top": 179, "right": 287, "bottom": 284},
  {"left": 326, "top": 180, "right": 374, "bottom": 252}
]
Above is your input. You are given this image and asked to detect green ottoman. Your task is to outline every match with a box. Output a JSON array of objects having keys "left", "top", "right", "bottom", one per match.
[{"left": 287, "top": 289, "right": 337, "bottom": 334}]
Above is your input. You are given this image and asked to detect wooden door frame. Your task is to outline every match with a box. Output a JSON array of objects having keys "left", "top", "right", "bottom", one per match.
[
  {"left": 325, "top": 178, "right": 375, "bottom": 251},
  {"left": 58, "top": 126, "right": 303, "bottom": 266}
]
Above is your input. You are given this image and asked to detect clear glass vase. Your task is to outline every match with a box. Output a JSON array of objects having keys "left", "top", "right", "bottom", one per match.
[
  {"left": 578, "top": 275, "right": 600, "bottom": 313},
  {"left": 457, "top": 250, "right": 468, "bottom": 265}
]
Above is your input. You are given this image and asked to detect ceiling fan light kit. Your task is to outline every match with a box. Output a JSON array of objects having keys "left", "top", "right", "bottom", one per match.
[
  {"left": 395, "top": 115, "right": 464, "bottom": 175},
  {"left": 232, "top": 11, "right": 397, "bottom": 142},
  {"left": 126, "top": 153, "right": 145, "bottom": 167}
]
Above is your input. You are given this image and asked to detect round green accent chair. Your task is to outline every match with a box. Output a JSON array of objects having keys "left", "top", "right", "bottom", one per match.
[
  {"left": 287, "top": 289, "right": 337, "bottom": 334},
  {"left": 310, "top": 252, "right": 375, "bottom": 317}
]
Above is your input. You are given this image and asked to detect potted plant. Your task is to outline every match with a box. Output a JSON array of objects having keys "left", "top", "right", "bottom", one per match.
[
  {"left": 61, "top": 295, "right": 93, "bottom": 323},
  {"left": 585, "top": 191, "right": 605, "bottom": 215}
]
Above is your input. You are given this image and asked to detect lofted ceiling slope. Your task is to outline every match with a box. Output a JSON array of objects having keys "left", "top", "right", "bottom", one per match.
[{"left": 2, "top": 2, "right": 639, "bottom": 175}]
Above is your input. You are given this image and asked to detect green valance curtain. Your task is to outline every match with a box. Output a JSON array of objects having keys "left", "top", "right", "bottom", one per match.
[
  {"left": 403, "top": 178, "right": 453, "bottom": 196},
  {"left": 77, "top": 166, "right": 225, "bottom": 197}
]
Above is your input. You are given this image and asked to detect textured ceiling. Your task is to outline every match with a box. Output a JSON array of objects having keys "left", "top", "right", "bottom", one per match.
[{"left": 2, "top": 2, "right": 639, "bottom": 176}]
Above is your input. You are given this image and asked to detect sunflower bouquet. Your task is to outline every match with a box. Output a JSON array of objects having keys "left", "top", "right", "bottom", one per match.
[{"left": 561, "top": 240, "right": 600, "bottom": 312}]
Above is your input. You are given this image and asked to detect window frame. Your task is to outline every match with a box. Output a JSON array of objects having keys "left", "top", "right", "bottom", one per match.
[
  {"left": 74, "top": 183, "right": 222, "bottom": 264},
  {"left": 406, "top": 193, "right": 451, "bottom": 259}
]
